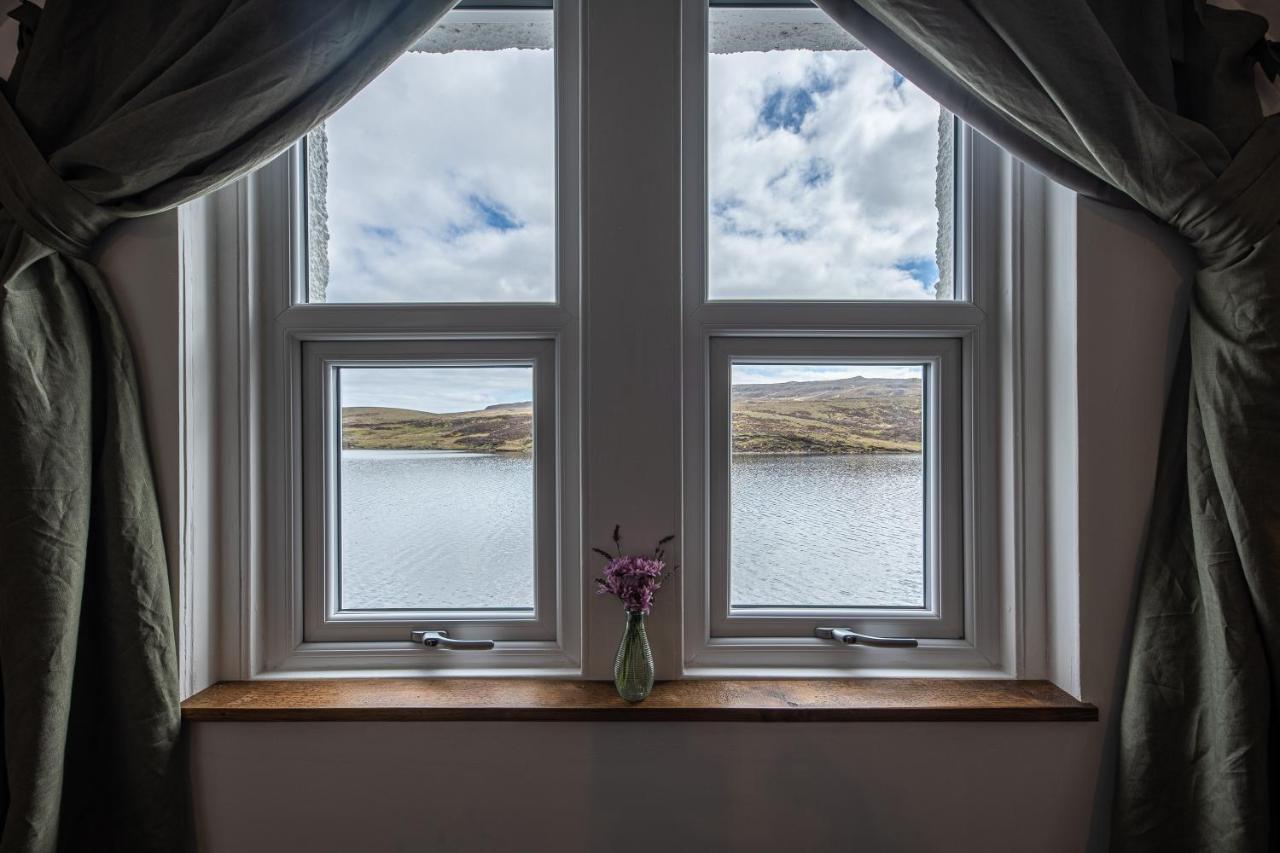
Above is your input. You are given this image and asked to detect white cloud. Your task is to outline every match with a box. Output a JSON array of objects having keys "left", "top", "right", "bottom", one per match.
[
  {"left": 709, "top": 48, "right": 944, "bottom": 300},
  {"left": 340, "top": 366, "right": 532, "bottom": 413},
  {"left": 320, "top": 45, "right": 556, "bottom": 303}
]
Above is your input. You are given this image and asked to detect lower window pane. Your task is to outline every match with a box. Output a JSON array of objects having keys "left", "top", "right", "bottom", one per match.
[
  {"left": 729, "top": 363, "right": 925, "bottom": 608},
  {"left": 337, "top": 365, "right": 535, "bottom": 610}
]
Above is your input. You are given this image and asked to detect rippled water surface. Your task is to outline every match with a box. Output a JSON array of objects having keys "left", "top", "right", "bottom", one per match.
[
  {"left": 339, "top": 450, "right": 924, "bottom": 610},
  {"left": 340, "top": 450, "right": 534, "bottom": 610},
  {"left": 730, "top": 453, "right": 924, "bottom": 608}
]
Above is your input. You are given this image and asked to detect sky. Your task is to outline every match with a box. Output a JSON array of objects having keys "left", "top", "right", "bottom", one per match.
[
  {"left": 708, "top": 47, "right": 944, "bottom": 300},
  {"left": 340, "top": 366, "right": 532, "bottom": 413},
  {"left": 317, "top": 41, "right": 556, "bottom": 304},
  {"left": 732, "top": 364, "right": 923, "bottom": 385},
  {"left": 324, "top": 9, "right": 946, "bottom": 405}
]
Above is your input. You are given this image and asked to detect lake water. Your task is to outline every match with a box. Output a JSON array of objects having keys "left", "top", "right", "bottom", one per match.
[
  {"left": 730, "top": 453, "right": 923, "bottom": 608},
  {"left": 340, "top": 450, "right": 535, "bottom": 610},
  {"left": 339, "top": 449, "right": 923, "bottom": 610}
]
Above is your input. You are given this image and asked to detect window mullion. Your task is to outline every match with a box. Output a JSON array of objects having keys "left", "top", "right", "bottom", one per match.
[{"left": 580, "top": 0, "right": 685, "bottom": 679}]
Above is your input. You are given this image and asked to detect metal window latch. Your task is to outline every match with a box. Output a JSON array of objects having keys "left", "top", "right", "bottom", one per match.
[
  {"left": 815, "top": 627, "right": 919, "bottom": 648},
  {"left": 409, "top": 630, "right": 495, "bottom": 651}
]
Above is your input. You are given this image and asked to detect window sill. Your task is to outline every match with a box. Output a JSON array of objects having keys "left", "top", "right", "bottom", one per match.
[{"left": 181, "top": 678, "right": 1096, "bottom": 722}]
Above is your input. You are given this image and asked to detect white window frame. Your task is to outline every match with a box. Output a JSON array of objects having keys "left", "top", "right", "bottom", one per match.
[
  {"left": 706, "top": 337, "right": 965, "bottom": 639},
  {"left": 194, "top": 0, "right": 1052, "bottom": 683},
  {"left": 301, "top": 339, "right": 559, "bottom": 643},
  {"left": 240, "top": 2, "right": 582, "bottom": 676},
  {"left": 679, "top": 0, "right": 1005, "bottom": 675}
]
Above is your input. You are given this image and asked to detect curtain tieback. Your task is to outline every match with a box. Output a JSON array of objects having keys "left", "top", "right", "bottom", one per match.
[
  {"left": 0, "top": 95, "right": 115, "bottom": 259},
  {"left": 1170, "top": 115, "right": 1280, "bottom": 265}
]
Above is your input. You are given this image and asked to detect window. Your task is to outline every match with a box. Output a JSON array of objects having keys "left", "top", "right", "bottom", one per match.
[
  {"left": 680, "top": 2, "right": 998, "bottom": 672},
  {"left": 233, "top": 0, "right": 1012, "bottom": 678},
  {"left": 251, "top": 1, "right": 581, "bottom": 673},
  {"left": 301, "top": 340, "right": 560, "bottom": 645},
  {"left": 704, "top": 338, "right": 965, "bottom": 647},
  {"left": 334, "top": 364, "right": 537, "bottom": 611}
]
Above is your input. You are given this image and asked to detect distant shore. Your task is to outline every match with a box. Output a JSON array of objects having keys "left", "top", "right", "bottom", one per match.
[
  {"left": 733, "top": 448, "right": 922, "bottom": 456},
  {"left": 342, "top": 375, "right": 924, "bottom": 455},
  {"left": 343, "top": 446, "right": 922, "bottom": 456}
]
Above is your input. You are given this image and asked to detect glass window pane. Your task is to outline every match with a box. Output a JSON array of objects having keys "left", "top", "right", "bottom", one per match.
[
  {"left": 337, "top": 365, "right": 535, "bottom": 610},
  {"left": 708, "top": 8, "right": 953, "bottom": 300},
  {"left": 308, "top": 8, "right": 555, "bottom": 303},
  {"left": 729, "top": 363, "right": 926, "bottom": 608}
]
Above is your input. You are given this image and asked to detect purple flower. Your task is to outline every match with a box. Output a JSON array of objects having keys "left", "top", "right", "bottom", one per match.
[
  {"left": 592, "top": 528, "right": 677, "bottom": 614},
  {"left": 595, "top": 556, "right": 668, "bottom": 614}
]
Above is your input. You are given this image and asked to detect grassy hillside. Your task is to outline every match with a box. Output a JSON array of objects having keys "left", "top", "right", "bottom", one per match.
[
  {"left": 341, "top": 376, "right": 922, "bottom": 455},
  {"left": 342, "top": 403, "right": 533, "bottom": 453},
  {"left": 730, "top": 376, "right": 922, "bottom": 455}
]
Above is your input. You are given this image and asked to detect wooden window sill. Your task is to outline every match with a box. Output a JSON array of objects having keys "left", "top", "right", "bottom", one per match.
[{"left": 181, "top": 678, "right": 1096, "bottom": 723}]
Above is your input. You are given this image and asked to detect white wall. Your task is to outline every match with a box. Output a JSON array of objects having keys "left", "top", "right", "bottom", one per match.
[
  {"left": 94, "top": 214, "right": 184, "bottom": 589},
  {"left": 192, "top": 720, "right": 1098, "bottom": 852},
  {"left": 1074, "top": 199, "right": 1191, "bottom": 848}
]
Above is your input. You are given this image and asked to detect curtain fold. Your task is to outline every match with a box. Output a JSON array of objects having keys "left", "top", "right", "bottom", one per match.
[
  {"left": 0, "top": 2, "right": 456, "bottom": 850},
  {"left": 814, "top": 0, "right": 1280, "bottom": 848}
]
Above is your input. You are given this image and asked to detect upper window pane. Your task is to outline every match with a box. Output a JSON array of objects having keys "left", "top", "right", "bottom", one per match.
[
  {"left": 307, "top": 8, "right": 555, "bottom": 303},
  {"left": 729, "top": 362, "right": 925, "bottom": 608},
  {"left": 707, "top": 8, "right": 953, "bottom": 301},
  {"left": 337, "top": 365, "right": 535, "bottom": 610}
]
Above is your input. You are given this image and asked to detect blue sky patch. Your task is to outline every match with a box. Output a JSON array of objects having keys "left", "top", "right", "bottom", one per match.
[
  {"left": 896, "top": 256, "right": 939, "bottom": 288},
  {"left": 444, "top": 193, "right": 525, "bottom": 240},
  {"left": 760, "top": 86, "right": 816, "bottom": 134},
  {"left": 360, "top": 224, "right": 400, "bottom": 242},
  {"left": 807, "top": 69, "right": 836, "bottom": 96},
  {"left": 468, "top": 194, "right": 522, "bottom": 232},
  {"left": 758, "top": 68, "right": 836, "bottom": 135},
  {"left": 712, "top": 196, "right": 763, "bottom": 238},
  {"left": 767, "top": 158, "right": 833, "bottom": 191},
  {"left": 712, "top": 196, "right": 743, "bottom": 218},
  {"left": 800, "top": 158, "right": 833, "bottom": 188}
]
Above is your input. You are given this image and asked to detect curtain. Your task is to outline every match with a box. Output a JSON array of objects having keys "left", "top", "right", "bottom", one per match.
[
  {"left": 0, "top": 1, "right": 455, "bottom": 850},
  {"left": 812, "top": 0, "right": 1280, "bottom": 849}
]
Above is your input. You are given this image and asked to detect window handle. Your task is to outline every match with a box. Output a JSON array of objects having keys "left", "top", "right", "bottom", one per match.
[
  {"left": 410, "top": 630, "right": 496, "bottom": 651},
  {"left": 815, "top": 627, "right": 919, "bottom": 649}
]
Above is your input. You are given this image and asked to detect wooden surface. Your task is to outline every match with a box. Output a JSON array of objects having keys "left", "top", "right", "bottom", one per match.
[{"left": 182, "top": 678, "right": 1096, "bottom": 722}]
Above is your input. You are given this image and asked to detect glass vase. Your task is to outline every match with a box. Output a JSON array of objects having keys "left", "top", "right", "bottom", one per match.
[{"left": 613, "top": 609, "right": 655, "bottom": 702}]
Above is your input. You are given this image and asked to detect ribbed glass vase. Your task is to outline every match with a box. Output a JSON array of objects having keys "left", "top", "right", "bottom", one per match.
[{"left": 613, "top": 610, "right": 654, "bottom": 702}]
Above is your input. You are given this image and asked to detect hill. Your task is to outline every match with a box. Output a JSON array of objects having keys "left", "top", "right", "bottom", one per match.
[
  {"left": 340, "top": 376, "right": 922, "bottom": 455},
  {"left": 732, "top": 376, "right": 922, "bottom": 454},
  {"left": 341, "top": 403, "right": 533, "bottom": 453},
  {"left": 732, "top": 376, "right": 920, "bottom": 402}
]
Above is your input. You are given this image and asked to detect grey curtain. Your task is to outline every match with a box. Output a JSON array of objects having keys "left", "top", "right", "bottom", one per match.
[
  {"left": 813, "top": 0, "right": 1280, "bottom": 849},
  {"left": 0, "top": 1, "right": 454, "bottom": 850}
]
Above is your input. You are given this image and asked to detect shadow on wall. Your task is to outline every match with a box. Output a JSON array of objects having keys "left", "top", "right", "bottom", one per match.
[{"left": 1074, "top": 197, "right": 1194, "bottom": 851}]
